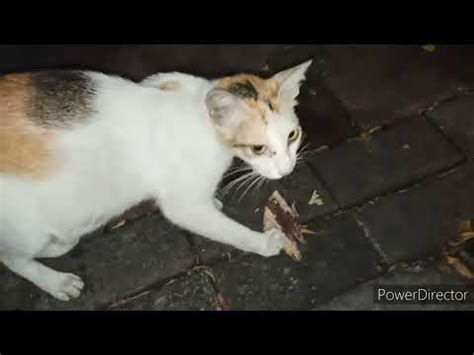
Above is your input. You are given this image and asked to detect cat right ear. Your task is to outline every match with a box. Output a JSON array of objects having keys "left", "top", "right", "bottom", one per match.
[{"left": 205, "top": 89, "right": 239, "bottom": 123}]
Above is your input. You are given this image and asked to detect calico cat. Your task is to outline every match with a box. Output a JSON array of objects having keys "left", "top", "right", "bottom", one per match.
[{"left": 0, "top": 59, "right": 312, "bottom": 301}]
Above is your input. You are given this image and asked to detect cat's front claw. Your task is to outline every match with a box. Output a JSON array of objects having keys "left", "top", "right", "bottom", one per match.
[{"left": 257, "top": 228, "right": 287, "bottom": 257}]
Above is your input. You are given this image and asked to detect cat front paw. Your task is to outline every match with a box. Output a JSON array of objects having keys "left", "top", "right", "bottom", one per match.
[
  {"left": 258, "top": 228, "right": 286, "bottom": 257},
  {"left": 46, "top": 272, "right": 85, "bottom": 301}
]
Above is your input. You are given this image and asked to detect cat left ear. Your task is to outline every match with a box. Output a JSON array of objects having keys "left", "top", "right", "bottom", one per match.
[{"left": 273, "top": 59, "right": 313, "bottom": 104}]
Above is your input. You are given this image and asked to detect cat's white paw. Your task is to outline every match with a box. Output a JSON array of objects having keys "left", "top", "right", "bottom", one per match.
[
  {"left": 214, "top": 198, "right": 223, "bottom": 210},
  {"left": 46, "top": 272, "right": 85, "bottom": 301},
  {"left": 258, "top": 228, "right": 286, "bottom": 257}
]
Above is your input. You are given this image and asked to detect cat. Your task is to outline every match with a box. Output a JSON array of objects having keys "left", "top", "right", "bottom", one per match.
[{"left": 0, "top": 59, "right": 312, "bottom": 301}]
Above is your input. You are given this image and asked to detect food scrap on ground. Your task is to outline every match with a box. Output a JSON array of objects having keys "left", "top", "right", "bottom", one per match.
[{"left": 263, "top": 190, "right": 316, "bottom": 262}]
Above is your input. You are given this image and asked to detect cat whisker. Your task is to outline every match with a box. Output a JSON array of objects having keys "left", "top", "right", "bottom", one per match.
[
  {"left": 219, "top": 171, "right": 255, "bottom": 198},
  {"left": 298, "top": 148, "right": 317, "bottom": 157},
  {"left": 297, "top": 146, "right": 317, "bottom": 158},
  {"left": 222, "top": 166, "right": 252, "bottom": 179},
  {"left": 252, "top": 176, "right": 267, "bottom": 197},
  {"left": 229, "top": 175, "right": 254, "bottom": 200},
  {"left": 234, "top": 172, "right": 258, "bottom": 195},
  {"left": 239, "top": 174, "right": 263, "bottom": 202},
  {"left": 224, "top": 171, "right": 258, "bottom": 199}
]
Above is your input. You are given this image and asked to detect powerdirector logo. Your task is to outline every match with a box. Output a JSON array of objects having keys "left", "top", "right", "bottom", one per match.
[{"left": 374, "top": 285, "right": 474, "bottom": 304}]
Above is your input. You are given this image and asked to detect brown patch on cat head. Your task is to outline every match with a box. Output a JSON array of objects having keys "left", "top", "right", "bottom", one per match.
[
  {"left": 217, "top": 74, "right": 282, "bottom": 121},
  {"left": 0, "top": 74, "right": 59, "bottom": 179}
]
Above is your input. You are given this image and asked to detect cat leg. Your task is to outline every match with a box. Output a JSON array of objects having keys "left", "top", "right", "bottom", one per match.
[
  {"left": 161, "top": 199, "right": 286, "bottom": 257},
  {"left": 36, "top": 235, "right": 79, "bottom": 258},
  {"left": 2, "top": 253, "right": 84, "bottom": 301}
]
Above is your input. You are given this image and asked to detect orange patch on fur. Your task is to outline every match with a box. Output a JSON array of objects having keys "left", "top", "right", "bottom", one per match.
[
  {"left": 217, "top": 74, "right": 282, "bottom": 116},
  {"left": 0, "top": 74, "right": 58, "bottom": 179},
  {"left": 158, "top": 80, "right": 180, "bottom": 91}
]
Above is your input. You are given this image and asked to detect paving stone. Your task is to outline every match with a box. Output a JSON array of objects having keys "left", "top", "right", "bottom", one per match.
[
  {"left": 0, "top": 212, "right": 194, "bottom": 310},
  {"left": 295, "top": 83, "right": 355, "bottom": 147},
  {"left": 322, "top": 45, "right": 474, "bottom": 130},
  {"left": 266, "top": 45, "right": 354, "bottom": 147},
  {"left": 109, "top": 268, "right": 220, "bottom": 310},
  {"left": 190, "top": 235, "right": 239, "bottom": 267},
  {"left": 210, "top": 213, "right": 383, "bottom": 310},
  {"left": 104, "top": 199, "right": 159, "bottom": 232},
  {"left": 315, "top": 260, "right": 474, "bottom": 310},
  {"left": 356, "top": 162, "right": 474, "bottom": 263},
  {"left": 191, "top": 162, "right": 338, "bottom": 264},
  {"left": 308, "top": 116, "right": 463, "bottom": 207},
  {"left": 427, "top": 94, "right": 474, "bottom": 157}
]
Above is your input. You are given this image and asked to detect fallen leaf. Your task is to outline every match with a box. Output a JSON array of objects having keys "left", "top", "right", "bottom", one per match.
[
  {"left": 422, "top": 44, "right": 436, "bottom": 52},
  {"left": 308, "top": 190, "right": 324, "bottom": 206},
  {"left": 448, "top": 231, "right": 474, "bottom": 247},
  {"left": 111, "top": 220, "right": 126, "bottom": 230},
  {"left": 443, "top": 219, "right": 474, "bottom": 280},
  {"left": 263, "top": 190, "right": 314, "bottom": 261},
  {"left": 291, "top": 202, "right": 299, "bottom": 217},
  {"left": 301, "top": 226, "right": 317, "bottom": 235},
  {"left": 283, "top": 238, "right": 302, "bottom": 262},
  {"left": 445, "top": 255, "right": 474, "bottom": 280}
]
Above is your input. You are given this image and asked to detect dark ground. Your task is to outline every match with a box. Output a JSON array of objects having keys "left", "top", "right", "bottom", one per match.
[{"left": 1, "top": 45, "right": 474, "bottom": 310}]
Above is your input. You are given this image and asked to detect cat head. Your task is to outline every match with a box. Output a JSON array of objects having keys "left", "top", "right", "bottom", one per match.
[{"left": 206, "top": 60, "right": 312, "bottom": 180}]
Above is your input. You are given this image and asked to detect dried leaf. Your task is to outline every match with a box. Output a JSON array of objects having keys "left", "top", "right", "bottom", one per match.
[
  {"left": 445, "top": 255, "right": 474, "bottom": 280},
  {"left": 263, "top": 190, "right": 310, "bottom": 261},
  {"left": 291, "top": 202, "right": 299, "bottom": 217},
  {"left": 284, "top": 238, "right": 302, "bottom": 262},
  {"left": 308, "top": 190, "right": 324, "bottom": 206},
  {"left": 443, "top": 219, "right": 474, "bottom": 280},
  {"left": 448, "top": 231, "right": 474, "bottom": 247},
  {"left": 422, "top": 44, "right": 436, "bottom": 52},
  {"left": 111, "top": 220, "right": 126, "bottom": 230},
  {"left": 301, "top": 227, "right": 317, "bottom": 235}
]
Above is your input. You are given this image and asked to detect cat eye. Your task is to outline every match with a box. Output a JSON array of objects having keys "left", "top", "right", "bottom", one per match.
[
  {"left": 288, "top": 127, "right": 300, "bottom": 143},
  {"left": 251, "top": 145, "right": 266, "bottom": 155}
]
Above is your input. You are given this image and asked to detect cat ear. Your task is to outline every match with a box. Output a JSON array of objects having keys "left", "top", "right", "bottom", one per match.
[
  {"left": 205, "top": 88, "right": 241, "bottom": 123},
  {"left": 273, "top": 59, "right": 313, "bottom": 104}
]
